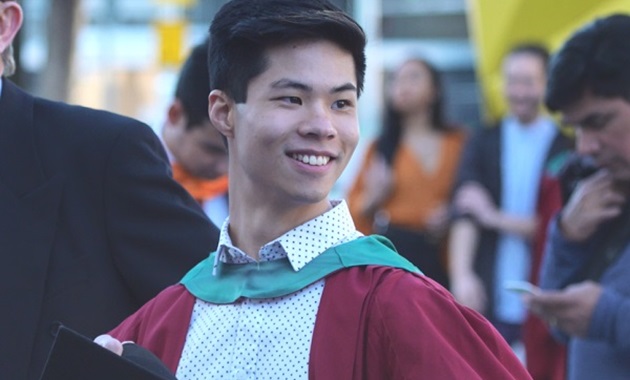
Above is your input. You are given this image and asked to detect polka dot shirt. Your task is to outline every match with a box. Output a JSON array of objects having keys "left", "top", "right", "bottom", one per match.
[{"left": 176, "top": 200, "right": 362, "bottom": 380}]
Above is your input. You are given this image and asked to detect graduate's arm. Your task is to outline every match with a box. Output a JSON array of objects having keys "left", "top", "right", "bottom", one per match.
[{"left": 374, "top": 272, "right": 531, "bottom": 379}]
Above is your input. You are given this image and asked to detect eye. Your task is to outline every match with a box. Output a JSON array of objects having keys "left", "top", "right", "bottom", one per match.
[
  {"left": 583, "top": 113, "right": 614, "bottom": 131},
  {"left": 276, "top": 96, "right": 302, "bottom": 105},
  {"left": 332, "top": 99, "right": 353, "bottom": 110}
]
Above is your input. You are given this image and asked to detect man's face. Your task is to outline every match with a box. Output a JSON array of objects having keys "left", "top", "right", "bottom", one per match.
[
  {"left": 228, "top": 40, "right": 359, "bottom": 212},
  {"left": 503, "top": 52, "right": 547, "bottom": 124},
  {"left": 562, "top": 92, "right": 630, "bottom": 182},
  {"left": 163, "top": 110, "right": 228, "bottom": 180}
]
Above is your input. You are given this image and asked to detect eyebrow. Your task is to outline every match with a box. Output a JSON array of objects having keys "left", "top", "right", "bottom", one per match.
[
  {"left": 563, "top": 112, "right": 611, "bottom": 127},
  {"left": 270, "top": 79, "right": 357, "bottom": 94}
]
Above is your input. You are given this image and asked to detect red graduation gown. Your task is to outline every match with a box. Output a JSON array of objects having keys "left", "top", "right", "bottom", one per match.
[{"left": 110, "top": 266, "right": 532, "bottom": 379}]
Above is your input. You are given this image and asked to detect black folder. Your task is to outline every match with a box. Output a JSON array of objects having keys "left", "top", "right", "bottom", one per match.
[{"left": 39, "top": 325, "right": 177, "bottom": 380}]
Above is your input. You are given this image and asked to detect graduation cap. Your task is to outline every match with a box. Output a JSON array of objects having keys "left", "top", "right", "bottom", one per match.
[{"left": 39, "top": 325, "right": 176, "bottom": 380}]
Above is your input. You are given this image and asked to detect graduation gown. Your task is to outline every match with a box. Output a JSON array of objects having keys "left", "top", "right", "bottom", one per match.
[{"left": 110, "top": 237, "right": 531, "bottom": 379}]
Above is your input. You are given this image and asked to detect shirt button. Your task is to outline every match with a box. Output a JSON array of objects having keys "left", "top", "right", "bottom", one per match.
[{"left": 230, "top": 369, "right": 247, "bottom": 380}]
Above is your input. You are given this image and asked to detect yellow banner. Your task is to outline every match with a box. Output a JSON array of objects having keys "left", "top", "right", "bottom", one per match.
[
  {"left": 156, "top": 21, "right": 186, "bottom": 66},
  {"left": 467, "top": 0, "right": 630, "bottom": 122}
]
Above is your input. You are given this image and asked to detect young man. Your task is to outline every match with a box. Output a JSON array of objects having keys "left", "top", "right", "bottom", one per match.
[
  {"left": 0, "top": 1, "right": 218, "bottom": 379},
  {"left": 448, "top": 44, "right": 572, "bottom": 343},
  {"left": 448, "top": 44, "right": 573, "bottom": 379},
  {"left": 98, "top": 1, "right": 531, "bottom": 378},
  {"left": 527, "top": 14, "right": 630, "bottom": 380},
  {"left": 162, "top": 39, "right": 229, "bottom": 226}
]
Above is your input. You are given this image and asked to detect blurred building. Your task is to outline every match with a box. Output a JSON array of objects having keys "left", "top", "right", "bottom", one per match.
[{"left": 15, "top": 0, "right": 478, "bottom": 135}]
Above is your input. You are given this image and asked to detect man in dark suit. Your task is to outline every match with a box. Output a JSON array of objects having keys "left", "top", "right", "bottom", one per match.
[
  {"left": 0, "top": 2, "right": 219, "bottom": 379},
  {"left": 447, "top": 43, "right": 572, "bottom": 371}
]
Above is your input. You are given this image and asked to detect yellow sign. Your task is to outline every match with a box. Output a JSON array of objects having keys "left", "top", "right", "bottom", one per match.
[{"left": 156, "top": 21, "right": 186, "bottom": 66}]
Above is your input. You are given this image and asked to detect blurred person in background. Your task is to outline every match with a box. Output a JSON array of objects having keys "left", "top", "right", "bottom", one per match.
[
  {"left": 162, "top": 39, "right": 229, "bottom": 227},
  {"left": 448, "top": 43, "right": 572, "bottom": 371},
  {"left": 527, "top": 14, "right": 630, "bottom": 380},
  {"left": 0, "top": 1, "right": 218, "bottom": 379},
  {"left": 347, "top": 57, "right": 466, "bottom": 287}
]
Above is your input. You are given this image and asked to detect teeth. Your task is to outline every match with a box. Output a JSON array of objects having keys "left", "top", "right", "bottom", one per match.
[{"left": 292, "top": 154, "right": 331, "bottom": 166}]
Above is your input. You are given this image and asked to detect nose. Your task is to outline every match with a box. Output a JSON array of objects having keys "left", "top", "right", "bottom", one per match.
[
  {"left": 576, "top": 128, "right": 601, "bottom": 156},
  {"left": 299, "top": 104, "right": 337, "bottom": 139}
]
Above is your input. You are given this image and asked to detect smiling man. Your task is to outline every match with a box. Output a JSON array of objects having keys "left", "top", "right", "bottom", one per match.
[
  {"left": 95, "top": 0, "right": 531, "bottom": 378},
  {"left": 527, "top": 14, "right": 630, "bottom": 380}
]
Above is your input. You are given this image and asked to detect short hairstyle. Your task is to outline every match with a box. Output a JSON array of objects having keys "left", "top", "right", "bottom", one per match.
[
  {"left": 546, "top": 14, "right": 630, "bottom": 111},
  {"left": 505, "top": 43, "right": 550, "bottom": 69},
  {"left": 208, "top": 0, "right": 367, "bottom": 103},
  {"left": 175, "top": 39, "right": 211, "bottom": 129}
]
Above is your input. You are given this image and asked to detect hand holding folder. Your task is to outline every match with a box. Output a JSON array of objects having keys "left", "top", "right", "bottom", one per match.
[{"left": 39, "top": 326, "right": 177, "bottom": 380}]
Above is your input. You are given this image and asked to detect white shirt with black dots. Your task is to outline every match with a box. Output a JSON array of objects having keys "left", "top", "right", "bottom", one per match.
[{"left": 176, "top": 200, "right": 362, "bottom": 380}]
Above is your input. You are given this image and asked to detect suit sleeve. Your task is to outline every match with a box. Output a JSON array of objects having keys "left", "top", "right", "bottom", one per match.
[
  {"left": 109, "top": 285, "right": 194, "bottom": 374},
  {"left": 542, "top": 219, "right": 630, "bottom": 349},
  {"left": 103, "top": 121, "right": 219, "bottom": 304},
  {"left": 452, "top": 128, "right": 485, "bottom": 193},
  {"left": 539, "top": 218, "right": 595, "bottom": 291},
  {"left": 373, "top": 273, "right": 532, "bottom": 379},
  {"left": 588, "top": 287, "right": 630, "bottom": 350}
]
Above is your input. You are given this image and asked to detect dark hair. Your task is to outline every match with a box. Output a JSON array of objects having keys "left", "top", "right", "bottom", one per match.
[
  {"left": 208, "top": 0, "right": 366, "bottom": 103},
  {"left": 506, "top": 43, "right": 550, "bottom": 69},
  {"left": 376, "top": 58, "right": 449, "bottom": 164},
  {"left": 174, "top": 39, "right": 211, "bottom": 129},
  {"left": 546, "top": 14, "right": 630, "bottom": 111}
]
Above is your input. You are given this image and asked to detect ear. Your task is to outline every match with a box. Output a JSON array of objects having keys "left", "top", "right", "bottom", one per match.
[
  {"left": 0, "top": 2, "right": 23, "bottom": 62},
  {"left": 166, "top": 99, "right": 186, "bottom": 127},
  {"left": 209, "top": 89, "right": 236, "bottom": 138}
]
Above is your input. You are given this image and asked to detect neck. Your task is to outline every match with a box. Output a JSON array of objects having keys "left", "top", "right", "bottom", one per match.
[
  {"left": 402, "top": 111, "right": 433, "bottom": 134},
  {"left": 227, "top": 186, "right": 332, "bottom": 260},
  {"left": 514, "top": 112, "right": 541, "bottom": 126}
]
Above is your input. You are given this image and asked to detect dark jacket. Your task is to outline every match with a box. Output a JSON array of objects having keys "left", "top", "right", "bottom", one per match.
[
  {"left": 0, "top": 79, "right": 219, "bottom": 380},
  {"left": 453, "top": 121, "right": 572, "bottom": 319}
]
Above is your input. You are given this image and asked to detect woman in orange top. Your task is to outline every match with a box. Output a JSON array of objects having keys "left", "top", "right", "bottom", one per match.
[{"left": 347, "top": 58, "right": 466, "bottom": 287}]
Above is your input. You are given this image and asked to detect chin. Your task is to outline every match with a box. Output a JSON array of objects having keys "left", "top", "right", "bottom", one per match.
[{"left": 289, "top": 188, "right": 331, "bottom": 206}]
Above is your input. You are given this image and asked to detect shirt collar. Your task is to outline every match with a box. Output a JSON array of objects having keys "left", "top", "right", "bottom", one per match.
[{"left": 214, "top": 200, "right": 361, "bottom": 272}]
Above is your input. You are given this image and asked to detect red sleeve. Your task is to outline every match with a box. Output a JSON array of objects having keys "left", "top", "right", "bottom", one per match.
[
  {"left": 109, "top": 284, "right": 195, "bottom": 373},
  {"left": 370, "top": 272, "right": 532, "bottom": 379}
]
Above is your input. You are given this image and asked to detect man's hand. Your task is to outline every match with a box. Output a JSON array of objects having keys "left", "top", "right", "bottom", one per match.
[
  {"left": 526, "top": 281, "right": 603, "bottom": 337},
  {"left": 94, "top": 334, "right": 124, "bottom": 356},
  {"left": 560, "top": 170, "right": 626, "bottom": 242}
]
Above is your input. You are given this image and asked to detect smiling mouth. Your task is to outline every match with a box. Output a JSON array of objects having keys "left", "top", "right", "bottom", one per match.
[{"left": 291, "top": 153, "right": 331, "bottom": 166}]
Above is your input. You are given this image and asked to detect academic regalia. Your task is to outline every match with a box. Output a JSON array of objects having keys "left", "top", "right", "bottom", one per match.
[{"left": 110, "top": 236, "right": 531, "bottom": 379}]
